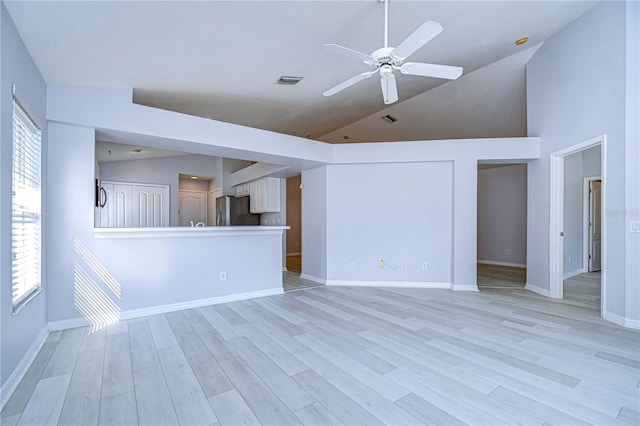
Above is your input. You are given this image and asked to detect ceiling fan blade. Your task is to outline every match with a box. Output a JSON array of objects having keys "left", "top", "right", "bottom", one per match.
[
  {"left": 380, "top": 73, "right": 398, "bottom": 105},
  {"left": 400, "top": 62, "right": 463, "bottom": 80},
  {"left": 392, "top": 21, "right": 443, "bottom": 60},
  {"left": 323, "top": 44, "right": 374, "bottom": 64},
  {"left": 323, "top": 71, "right": 376, "bottom": 97}
]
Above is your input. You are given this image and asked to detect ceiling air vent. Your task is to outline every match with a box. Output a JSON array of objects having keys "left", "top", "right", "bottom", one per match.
[
  {"left": 381, "top": 114, "right": 397, "bottom": 124},
  {"left": 275, "top": 76, "right": 303, "bottom": 85}
]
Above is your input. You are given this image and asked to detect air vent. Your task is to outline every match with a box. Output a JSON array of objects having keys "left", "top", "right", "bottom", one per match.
[
  {"left": 381, "top": 114, "right": 397, "bottom": 124},
  {"left": 275, "top": 76, "right": 304, "bottom": 85}
]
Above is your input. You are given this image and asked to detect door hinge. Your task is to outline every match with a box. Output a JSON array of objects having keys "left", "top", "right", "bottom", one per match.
[
  {"left": 589, "top": 254, "right": 591, "bottom": 259},
  {"left": 560, "top": 232, "right": 564, "bottom": 237}
]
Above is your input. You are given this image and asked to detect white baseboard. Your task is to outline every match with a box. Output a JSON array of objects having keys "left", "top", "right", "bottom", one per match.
[
  {"left": 286, "top": 252, "right": 301, "bottom": 256},
  {"left": 602, "top": 310, "right": 640, "bottom": 330},
  {"left": 48, "top": 288, "right": 284, "bottom": 332},
  {"left": 451, "top": 284, "right": 479, "bottom": 291},
  {"left": 299, "top": 274, "right": 327, "bottom": 285},
  {"left": 477, "top": 260, "right": 526, "bottom": 268},
  {"left": 524, "top": 282, "right": 551, "bottom": 297},
  {"left": 563, "top": 269, "right": 585, "bottom": 280},
  {"left": 325, "top": 280, "right": 451, "bottom": 289},
  {"left": 1, "top": 325, "right": 49, "bottom": 410},
  {"left": 282, "top": 267, "right": 288, "bottom": 272}
]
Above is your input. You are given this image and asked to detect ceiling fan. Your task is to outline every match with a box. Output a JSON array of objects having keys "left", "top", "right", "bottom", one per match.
[{"left": 322, "top": 0, "right": 463, "bottom": 105}]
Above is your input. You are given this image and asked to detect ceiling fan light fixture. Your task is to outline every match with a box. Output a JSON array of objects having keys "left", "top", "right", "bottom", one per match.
[
  {"left": 381, "top": 114, "right": 397, "bottom": 124},
  {"left": 275, "top": 76, "right": 304, "bottom": 85}
]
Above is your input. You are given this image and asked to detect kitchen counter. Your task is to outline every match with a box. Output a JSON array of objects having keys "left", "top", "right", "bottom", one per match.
[{"left": 94, "top": 226, "right": 290, "bottom": 239}]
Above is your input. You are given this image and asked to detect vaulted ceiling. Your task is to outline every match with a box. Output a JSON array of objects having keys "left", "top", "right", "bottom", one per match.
[{"left": 5, "top": 0, "right": 596, "bottom": 143}]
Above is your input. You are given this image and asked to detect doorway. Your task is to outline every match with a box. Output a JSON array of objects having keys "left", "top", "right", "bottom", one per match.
[
  {"left": 549, "top": 135, "right": 606, "bottom": 314},
  {"left": 476, "top": 163, "right": 527, "bottom": 289}
]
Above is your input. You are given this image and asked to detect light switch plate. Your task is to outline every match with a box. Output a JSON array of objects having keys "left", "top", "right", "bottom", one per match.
[{"left": 631, "top": 221, "right": 640, "bottom": 233}]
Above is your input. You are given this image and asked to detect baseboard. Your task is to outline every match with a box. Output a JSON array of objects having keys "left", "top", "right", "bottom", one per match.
[
  {"left": 326, "top": 280, "right": 451, "bottom": 289},
  {"left": 563, "top": 269, "right": 585, "bottom": 280},
  {"left": 477, "top": 260, "right": 526, "bottom": 268},
  {"left": 602, "top": 310, "right": 640, "bottom": 330},
  {"left": 524, "top": 282, "right": 551, "bottom": 297},
  {"left": 282, "top": 267, "right": 288, "bottom": 272},
  {"left": 286, "top": 252, "right": 301, "bottom": 256},
  {"left": 299, "top": 274, "right": 327, "bottom": 285},
  {"left": 1, "top": 325, "right": 49, "bottom": 410},
  {"left": 451, "top": 284, "right": 479, "bottom": 291},
  {"left": 49, "top": 288, "right": 284, "bottom": 332},
  {"left": 624, "top": 318, "right": 640, "bottom": 330}
]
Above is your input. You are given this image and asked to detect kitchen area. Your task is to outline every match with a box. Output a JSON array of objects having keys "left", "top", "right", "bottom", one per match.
[{"left": 94, "top": 142, "right": 286, "bottom": 230}]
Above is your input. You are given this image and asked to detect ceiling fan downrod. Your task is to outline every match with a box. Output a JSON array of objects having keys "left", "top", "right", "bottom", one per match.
[{"left": 382, "top": 0, "right": 389, "bottom": 48}]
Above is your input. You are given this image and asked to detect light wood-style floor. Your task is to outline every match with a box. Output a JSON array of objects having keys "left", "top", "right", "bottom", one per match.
[
  {"left": 477, "top": 263, "right": 526, "bottom": 288},
  {"left": 2, "top": 279, "right": 638, "bottom": 426}
]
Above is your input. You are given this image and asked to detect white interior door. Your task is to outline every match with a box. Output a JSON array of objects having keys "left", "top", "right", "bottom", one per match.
[
  {"left": 179, "top": 190, "right": 207, "bottom": 226},
  {"left": 589, "top": 180, "right": 602, "bottom": 272}
]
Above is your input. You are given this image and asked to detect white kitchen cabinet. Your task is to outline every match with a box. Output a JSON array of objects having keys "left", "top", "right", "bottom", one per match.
[
  {"left": 97, "top": 181, "right": 169, "bottom": 228},
  {"left": 235, "top": 182, "right": 250, "bottom": 197},
  {"left": 249, "top": 177, "right": 280, "bottom": 213}
]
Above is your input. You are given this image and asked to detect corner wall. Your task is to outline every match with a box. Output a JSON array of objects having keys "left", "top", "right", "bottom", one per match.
[
  {"left": 526, "top": 1, "right": 637, "bottom": 322},
  {"left": 0, "top": 2, "right": 48, "bottom": 400}
]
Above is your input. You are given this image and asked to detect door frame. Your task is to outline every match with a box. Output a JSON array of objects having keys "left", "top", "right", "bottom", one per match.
[
  {"left": 549, "top": 135, "right": 606, "bottom": 314},
  {"left": 582, "top": 176, "right": 601, "bottom": 273}
]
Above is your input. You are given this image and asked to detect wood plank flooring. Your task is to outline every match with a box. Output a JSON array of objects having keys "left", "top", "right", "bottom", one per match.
[
  {"left": 477, "top": 263, "right": 526, "bottom": 288},
  {"left": 2, "top": 281, "right": 638, "bottom": 425}
]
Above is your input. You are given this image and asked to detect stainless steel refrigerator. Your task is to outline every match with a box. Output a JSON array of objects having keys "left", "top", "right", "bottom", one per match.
[{"left": 215, "top": 196, "right": 260, "bottom": 226}]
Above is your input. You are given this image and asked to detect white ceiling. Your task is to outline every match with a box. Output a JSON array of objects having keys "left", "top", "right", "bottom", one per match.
[
  {"left": 95, "top": 141, "right": 190, "bottom": 163},
  {"left": 5, "top": 0, "right": 596, "bottom": 142}
]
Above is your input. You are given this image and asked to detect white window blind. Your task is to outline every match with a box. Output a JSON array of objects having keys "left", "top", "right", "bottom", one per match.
[{"left": 12, "top": 97, "right": 42, "bottom": 309}]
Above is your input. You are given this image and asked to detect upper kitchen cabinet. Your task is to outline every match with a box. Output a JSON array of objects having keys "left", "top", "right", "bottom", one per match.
[{"left": 249, "top": 177, "right": 280, "bottom": 213}]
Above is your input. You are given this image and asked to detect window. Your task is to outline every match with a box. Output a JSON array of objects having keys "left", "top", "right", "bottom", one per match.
[{"left": 12, "top": 97, "right": 42, "bottom": 310}]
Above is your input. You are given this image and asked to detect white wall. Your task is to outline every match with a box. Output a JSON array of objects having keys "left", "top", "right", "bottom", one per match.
[
  {"left": 47, "top": 122, "right": 283, "bottom": 325},
  {"left": 477, "top": 165, "right": 527, "bottom": 267},
  {"left": 325, "top": 162, "right": 453, "bottom": 284},
  {"left": 0, "top": 3, "right": 48, "bottom": 396},
  {"left": 301, "top": 167, "right": 327, "bottom": 282},
  {"left": 563, "top": 146, "right": 601, "bottom": 277},
  {"left": 99, "top": 155, "right": 217, "bottom": 226},
  {"left": 527, "top": 1, "right": 638, "bottom": 322}
]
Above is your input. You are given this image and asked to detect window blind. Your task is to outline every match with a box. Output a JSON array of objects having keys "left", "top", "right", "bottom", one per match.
[{"left": 12, "top": 97, "right": 42, "bottom": 309}]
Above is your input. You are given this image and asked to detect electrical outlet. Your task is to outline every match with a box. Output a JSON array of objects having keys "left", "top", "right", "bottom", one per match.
[
  {"left": 349, "top": 261, "right": 355, "bottom": 269},
  {"left": 506, "top": 249, "right": 511, "bottom": 256},
  {"left": 398, "top": 263, "right": 403, "bottom": 270},
  {"left": 379, "top": 260, "right": 384, "bottom": 269},
  {"left": 631, "top": 221, "right": 640, "bottom": 232},
  {"left": 219, "top": 272, "right": 227, "bottom": 281},
  {"left": 421, "top": 262, "right": 428, "bottom": 270}
]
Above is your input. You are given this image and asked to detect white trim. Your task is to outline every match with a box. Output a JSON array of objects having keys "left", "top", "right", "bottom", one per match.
[
  {"left": 286, "top": 252, "right": 301, "bottom": 256},
  {"left": 602, "top": 311, "right": 640, "bottom": 330},
  {"left": 282, "top": 267, "right": 288, "bottom": 272},
  {"left": 326, "top": 280, "right": 452, "bottom": 289},
  {"left": 624, "top": 318, "right": 640, "bottom": 330},
  {"left": 477, "top": 260, "right": 526, "bottom": 268},
  {"left": 549, "top": 135, "right": 606, "bottom": 308},
  {"left": 1, "top": 325, "right": 49, "bottom": 410},
  {"left": 525, "top": 282, "right": 551, "bottom": 297},
  {"left": 451, "top": 284, "right": 479, "bottom": 292},
  {"left": 48, "top": 288, "right": 283, "bottom": 331},
  {"left": 563, "top": 269, "right": 585, "bottom": 280},
  {"left": 299, "top": 274, "right": 327, "bottom": 285},
  {"left": 94, "top": 226, "right": 289, "bottom": 239}
]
